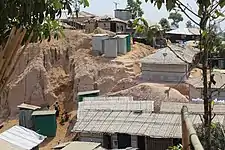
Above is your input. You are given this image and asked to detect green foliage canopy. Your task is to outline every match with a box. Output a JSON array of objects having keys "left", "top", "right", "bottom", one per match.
[
  {"left": 127, "top": 0, "right": 144, "bottom": 19},
  {"left": 168, "top": 10, "right": 183, "bottom": 28},
  {"left": 133, "top": 17, "right": 161, "bottom": 45},
  {"left": 0, "top": 0, "right": 89, "bottom": 45},
  {"left": 159, "top": 18, "right": 171, "bottom": 31}
]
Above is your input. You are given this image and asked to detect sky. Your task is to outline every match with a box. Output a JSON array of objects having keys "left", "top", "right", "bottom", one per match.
[{"left": 80, "top": 0, "right": 225, "bottom": 29}]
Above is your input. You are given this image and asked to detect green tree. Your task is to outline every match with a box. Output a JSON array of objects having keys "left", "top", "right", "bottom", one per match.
[
  {"left": 133, "top": 17, "right": 161, "bottom": 46},
  {"left": 127, "top": 0, "right": 144, "bottom": 19},
  {"left": 168, "top": 144, "right": 183, "bottom": 150},
  {"left": 143, "top": 0, "right": 225, "bottom": 149},
  {"left": 0, "top": 0, "right": 89, "bottom": 45},
  {"left": 168, "top": 10, "right": 183, "bottom": 28},
  {"left": 186, "top": 20, "right": 195, "bottom": 28},
  {"left": 159, "top": 18, "right": 171, "bottom": 31}
]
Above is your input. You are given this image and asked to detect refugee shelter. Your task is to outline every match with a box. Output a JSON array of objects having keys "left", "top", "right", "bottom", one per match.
[
  {"left": 77, "top": 90, "right": 100, "bottom": 102},
  {"left": 140, "top": 44, "right": 199, "bottom": 82},
  {"left": 17, "top": 103, "right": 41, "bottom": 129},
  {"left": 32, "top": 110, "right": 57, "bottom": 137},
  {"left": 160, "top": 102, "right": 225, "bottom": 115},
  {"left": 73, "top": 98, "right": 184, "bottom": 150},
  {"left": 166, "top": 28, "right": 200, "bottom": 43},
  {"left": 85, "top": 15, "right": 127, "bottom": 33},
  {"left": 0, "top": 125, "right": 46, "bottom": 150},
  {"left": 186, "top": 71, "right": 225, "bottom": 101}
]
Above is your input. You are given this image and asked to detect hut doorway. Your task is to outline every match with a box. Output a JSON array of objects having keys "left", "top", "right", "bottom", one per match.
[
  {"left": 138, "top": 136, "right": 146, "bottom": 150},
  {"left": 117, "top": 133, "right": 131, "bottom": 149},
  {"left": 110, "top": 22, "right": 116, "bottom": 32},
  {"left": 103, "top": 134, "right": 112, "bottom": 149}
]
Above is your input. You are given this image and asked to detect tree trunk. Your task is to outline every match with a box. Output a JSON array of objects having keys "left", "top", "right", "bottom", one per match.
[{"left": 202, "top": 46, "right": 210, "bottom": 150}]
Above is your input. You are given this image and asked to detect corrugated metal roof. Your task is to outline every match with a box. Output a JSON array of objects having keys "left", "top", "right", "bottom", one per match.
[
  {"left": 92, "top": 34, "right": 109, "bottom": 37},
  {"left": 186, "top": 72, "right": 225, "bottom": 88},
  {"left": 83, "top": 96, "right": 133, "bottom": 101},
  {"left": 32, "top": 110, "right": 56, "bottom": 116},
  {"left": 74, "top": 11, "right": 96, "bottom": 18},
  {"left": 61, "top": 141, "right": 101, "bottom": 150},
  {"left": 73, "top": 110, "right": 224, "bottom": 138},
  {"left": 88, "top": 15, "right": 127, "bottom": 24},
  {"left": 213, "top": 69, "right": 225, "bottom": 74},
  {"left": 0, "top": 125, "right": 46, "bottom": 150},
  {"left": 17, "top": 103, "right": 41, "bottom": 110},
  {"left": 188, "top": 28, "right": 201, "bottom": 35},
  {"left": 78, "top": 100, "right": 154, "bottom": 112},
  {"left": 115, "top": 34, "right": 128, "bottom": 38},
  {"left": 77, "top": 90, "right": 100, "bottom": 96},
  {"left": 166, "top": 28, "right": 200, "bottom": 35},
  {"left": 140, "top": 44, "right": 200, "bottom": 64},
  {"left": 160, "top": 102, "right": 225, "bottom": 114}
]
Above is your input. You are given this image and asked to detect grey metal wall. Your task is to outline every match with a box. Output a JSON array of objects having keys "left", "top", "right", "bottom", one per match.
[
  {"left": 115, "top": 10, "right": 132, "bottom": 21},
  {"left": 104, "top": 38, "right": 118, "bottom": 58},
  {"left": 19, "top": 109, "right": 34, "bottom": 129},
  {"left": 190, "top": 86, "right": 225, "bottom": 100},
  {"left": 117, "top": 37, "right": 127, "bottom": 54},
  {"left": 141, "top": 63, "right": 188, "bottom": 82},
  {"left": 92, "top": 35, "right": 109, "bottom": 53}
]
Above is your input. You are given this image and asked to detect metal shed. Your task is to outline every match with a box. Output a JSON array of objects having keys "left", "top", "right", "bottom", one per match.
[
  {"left": 77, "top": 90, "right": 100, "bottom": 102},
  {"left": 32, "top": 110, "right": 57, "bottom": 137},
  {"left": 116, "top": 35, "right": 127, "bottom": 54},
  {"left": 104, "top": 37, "right": 118, "bottom": 58},
  {"left": 140, "top": 44, "right": 200, "bottom": 82},
  {"left": 92, "top": 34, "right": 109, "bottom": 54},
  {"left": 126, "top": 34, "right": 131, "bottom": 52},
  {"left": 0, "top": 125, "right": 46, "bottom": 150},
  {"left": 17, "top": 103, "right": 41, "bottom": 130}
]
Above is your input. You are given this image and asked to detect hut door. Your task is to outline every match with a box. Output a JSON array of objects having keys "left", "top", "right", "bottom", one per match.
[
  {"left": 138, "top": 136, "right": 146, "bottom": 150},
  {"left": 117, "top": 133, "right": 131, "bottom": 149},
  {"left": 103, "top": 134, "right": 112, "bottom": 149},
  {"left": 110, "top": 23, "right": 117, "bottom": 32}
]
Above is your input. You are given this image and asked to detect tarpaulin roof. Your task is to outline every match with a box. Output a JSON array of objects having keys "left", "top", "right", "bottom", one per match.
[
  {"left": 0, "top": 125, "right": 46, "bottom": 150},
  {"left": 166, "top": 28, "right": 200, "bottom": 35}
]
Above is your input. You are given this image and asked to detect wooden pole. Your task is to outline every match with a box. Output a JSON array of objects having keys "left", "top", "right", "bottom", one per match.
[
  {"left": 181, "top": 105, "right": 204, "bottom": 150},
  {"left": 181, "top": 106, "right": 190, "bottom": 150}
]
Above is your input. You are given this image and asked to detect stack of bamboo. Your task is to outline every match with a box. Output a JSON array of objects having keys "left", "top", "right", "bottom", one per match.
[{"left": 0, "top": 27, "right": 33, "bottom": 96}]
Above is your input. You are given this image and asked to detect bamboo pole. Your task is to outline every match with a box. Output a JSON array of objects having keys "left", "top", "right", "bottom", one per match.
[
  {"left": 0, "top": 31, "right": 33, "bottom": 94},
  {"left": 0, "top": 29, "right": 26, "bottom": 82},
  {"left": 0, "top": 27, "right": 33, "bottom": 96},
  {"left": 181, "top": 106, "right": 190, "bottom": 150},
  {"left": 0, "top": 27, "right": 17, "bottom": 71},
  {"left": 181, "top": 106, "right": 204, "bottom": 150}
]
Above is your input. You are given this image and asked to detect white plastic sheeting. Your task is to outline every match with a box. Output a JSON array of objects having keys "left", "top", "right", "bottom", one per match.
[{"left": 0, "top": 125, "right": 46, "bottom": 150}]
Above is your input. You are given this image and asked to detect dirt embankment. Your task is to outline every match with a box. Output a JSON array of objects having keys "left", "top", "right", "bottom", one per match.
[
  {"left": 107, "top": 83, "right": 189, "bottom": 111},
  {"left": 2, "top": 30, "right": 157, "bottom": 118},
  {"left": 0, "top": 29, "right": 193, "bottom": 149}
]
